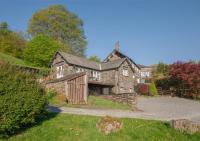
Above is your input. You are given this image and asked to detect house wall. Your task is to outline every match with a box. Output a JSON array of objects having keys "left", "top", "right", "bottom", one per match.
[
  {"left": 50, "top": 54, "right": 74, "bottom": 79},
  {"left": 101, "top": 69, "right": 115, "bottom": 84},
  {"left": 50, "top": 53, "right": 134, "bottom": 94},
  {"left": 106, "top": 52, "right": 140, "bottom": 85},
  {"left": 50, "top": 53, "right": 101, "bottom": 81},
  {"left": 116, "top": 60, "right": 135, "bottom": 94}
]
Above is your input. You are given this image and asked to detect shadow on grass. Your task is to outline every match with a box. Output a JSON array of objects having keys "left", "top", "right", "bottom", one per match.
[{"left": 3, "top": 106, "right": 61, "bottom": 139}]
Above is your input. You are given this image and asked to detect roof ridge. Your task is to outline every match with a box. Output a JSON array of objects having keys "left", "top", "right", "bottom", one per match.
[
  {"left": 100, "top": 58, "right": 126, "bottom": 64},
  {"left": 58, "top": 51, "right": 101, "bottom": 65}
]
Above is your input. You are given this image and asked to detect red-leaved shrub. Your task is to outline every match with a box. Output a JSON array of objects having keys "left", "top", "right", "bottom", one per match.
[
  {"left": 135, "top": 84, "right": 149, "bottom": 95},
  {"left": 157, "top": 61, "right": 200, "bottom": 98}
]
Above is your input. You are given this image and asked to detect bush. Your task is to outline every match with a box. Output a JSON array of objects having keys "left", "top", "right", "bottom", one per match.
[
  {"left": 0, "top": 61, "right": 47, "bottom": 137},
  {"left": 149, "top": 81, "right": 158, "bottom": 96},
  {"left": 135, "top": 84, "right": 149, "bottom": 95}
]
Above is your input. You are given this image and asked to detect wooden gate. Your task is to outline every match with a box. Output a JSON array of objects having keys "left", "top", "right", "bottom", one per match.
[{"left": 65, "top": 73, "right": 87, "bottom": 104}]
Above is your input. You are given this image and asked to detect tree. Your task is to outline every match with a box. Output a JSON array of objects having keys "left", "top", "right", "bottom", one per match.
[
  {"left": 0, "top": 22, "right": 26, "bottom": 58},
  {"left": 0, "top": 22, "right": 8, "bottom": 30},
  {"left": 156, "top": 62, "right": 169, "bottom": 74},
  {"left": 24, "top": 34, "right": 67, "bottom": 67},
  {"left": 88, "top": 55, "right": 101, "bottom": 62},
  {"left": 28, "top": 5, "right": 87, "bottom": 57}
]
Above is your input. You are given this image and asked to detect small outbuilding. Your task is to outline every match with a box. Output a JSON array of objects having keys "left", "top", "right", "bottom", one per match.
[{"left": 46, "top": 72, "right": 88, "bottom": 104}]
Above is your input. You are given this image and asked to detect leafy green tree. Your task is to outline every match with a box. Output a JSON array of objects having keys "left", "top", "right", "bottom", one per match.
[
  {"left": 155, "top": 62, "right": 169, "bottom": 74},
  {"left": 28, "top": 5, "right": 87, "bottom": 57},
  {"left": 88, "top": 55, "right": 101, "bottom": 62},
  {"left": 0, "top": 22, "right": 26, "bottom": 58},
  {"left": 0, "top": 22, "right": 8, "bottom": 30},
  {"left": 24, "top": 34, "right": 67, "bottom": 67}
]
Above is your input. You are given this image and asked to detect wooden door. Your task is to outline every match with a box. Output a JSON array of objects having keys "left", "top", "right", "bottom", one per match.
[{"left": 67, "top": 74, "right": 87, "bottom": 104}]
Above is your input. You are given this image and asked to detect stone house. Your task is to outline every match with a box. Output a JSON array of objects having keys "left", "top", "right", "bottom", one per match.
[
  {"left": 138, "top": 64, "right": 154, "bottom": 83},
  {"left": 46, "top": 44, "right": 140, "bottom": 104}
]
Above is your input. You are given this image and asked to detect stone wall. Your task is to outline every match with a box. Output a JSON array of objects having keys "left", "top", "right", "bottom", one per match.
[
  {"left": 101, "top": 70, "right": 115, "bottom": 84},
  {"left": 117, "top": 60, "right": 135, "bottom": 94},
  {"left": 45, "top": 80, "right": 66, "bottom": 95},
  {"left": 50, "top": 54, "right": 74, "bottom": 79},
  {"left": 102, "top": 92, "right": 137, "bottom": 110},
  {"left": 170, "top": 119, "right": 200, "bottom": 134}
]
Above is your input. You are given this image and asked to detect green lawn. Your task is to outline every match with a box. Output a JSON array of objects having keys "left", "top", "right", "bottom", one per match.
[
  {"left": 49, "top": 95, "right": 131, "bottom": 110},
  {"left": 0, "top": 52, "right": 49, "bottom": 76},
  {"left": 4, "top": 112, "right": 200, "bottom": 141},
  {"left": 0, "top": 52, "right": 27, "bottom": 66}
]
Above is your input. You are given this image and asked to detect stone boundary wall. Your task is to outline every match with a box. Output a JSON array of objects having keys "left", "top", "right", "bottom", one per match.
[
  {"left": 170, "top": 119, "right": 200, "bottom": 134},
  {"left": 102, "top": 93, "right": 137, "bottom": 110},
  {"left": 45, "top": 80, "right": 66, "bottom": 95}
]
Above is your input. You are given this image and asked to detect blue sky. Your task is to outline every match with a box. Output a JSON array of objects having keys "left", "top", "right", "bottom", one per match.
[{"left": 0, "top": 0, "right": 200, "bottom": 65}]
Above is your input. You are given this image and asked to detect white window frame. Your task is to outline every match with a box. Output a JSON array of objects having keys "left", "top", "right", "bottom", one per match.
[
  {"left": 91, "top": 71, "right": 101, "bottom": 81},
  {"left": 122, "top": 68, "right": 129, "bottom": 76},
  {"left": 56, "top": 65, "right": 64, "bottom": 78},
  {"left": 97, "top": 72, "right": 101, "bottom": 81}
]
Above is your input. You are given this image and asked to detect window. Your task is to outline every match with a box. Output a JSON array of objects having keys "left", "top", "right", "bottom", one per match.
[
  {"left": 122, "top": 67, "right": 129, "bottom": 76},
  {"left": 91, "top": 71, "right": 101, "bottom": 81},
  {"left": 75, "top": 67, "right": 85, "bottom": 73},
  {"left": 97, "top": 72, "right": 101, "bottom": 81},
  {"left": 56, "top": 65, "right": 64, "bottom": 78}
]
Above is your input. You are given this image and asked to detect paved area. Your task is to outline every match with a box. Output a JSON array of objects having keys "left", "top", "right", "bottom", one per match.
[
  {"left": 48, "top": 96, "right": 200, "bottom": 122},
  {"left": 137, "top": 96, "right": 200, "bottom": 122}
]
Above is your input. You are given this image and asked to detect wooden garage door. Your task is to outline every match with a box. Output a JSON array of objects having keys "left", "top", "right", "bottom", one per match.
[{"left": 66, "top": 74, "right": 87, "bottom": 104}]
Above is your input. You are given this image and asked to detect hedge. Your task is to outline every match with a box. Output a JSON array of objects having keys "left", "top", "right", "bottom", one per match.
[{"left": 0, "top": 61, "right": 47, "bottom": 137}]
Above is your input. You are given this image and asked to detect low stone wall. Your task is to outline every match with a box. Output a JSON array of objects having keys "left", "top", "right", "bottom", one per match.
[
  {"left": 45, "top": 80, "right": 66, "bottom": 95},
  {"left": 170, "top": 119, "right": 200, "bottom": 134},
  {"left": 102, "top": 93, "right": 137, "bottom": 110}
]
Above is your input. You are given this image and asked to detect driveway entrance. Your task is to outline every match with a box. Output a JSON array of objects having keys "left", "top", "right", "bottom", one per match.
[{"left": 137, "top": 96, "right": 200, "bottom": 122}]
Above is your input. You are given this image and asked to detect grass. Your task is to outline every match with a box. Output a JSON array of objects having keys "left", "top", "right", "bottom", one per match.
[
  {"left": 4, "top": 112, "right": 200, "bottom": 141},
  {"left": 48, "top": 94, "right": 131, "bottom": 110},
  {"left": 0, "top": 52, "right": 27, "bottom": 66},
  {"left": 0, "top": 52, "right": 49, "bottom": 76}
]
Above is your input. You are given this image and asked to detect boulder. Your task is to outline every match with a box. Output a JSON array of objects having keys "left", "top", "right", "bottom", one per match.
[{"left": 96, "top": 116, "right": 123, "bottom": 135}]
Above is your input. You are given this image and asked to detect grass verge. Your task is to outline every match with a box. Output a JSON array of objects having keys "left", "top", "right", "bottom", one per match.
[
  {"left": 48, "top": 93, "right": 130, "bottom": 110},
  {"left": 5, "top": 112, "right": 200, "bottom": 141}
]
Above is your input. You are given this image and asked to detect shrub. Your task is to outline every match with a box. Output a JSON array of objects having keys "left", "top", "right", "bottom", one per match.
[
  {"left": 169, "top": 61, "right": 200, "bottom": 98},
  {"left": 149, "top": 81, "right": 158, "bottom": 96},
  {"left": 135, "top": 84, "right": 149, "bottom": 95},
  {"left": 0, "top": 61, "right": 47, "bottom": 137}
]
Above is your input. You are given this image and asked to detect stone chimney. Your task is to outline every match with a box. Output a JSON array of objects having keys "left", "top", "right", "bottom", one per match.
[{"left": 115, "top": 41, "right": 120, "bottom": 52}]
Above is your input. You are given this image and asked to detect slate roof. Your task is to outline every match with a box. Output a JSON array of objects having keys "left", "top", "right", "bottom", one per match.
[
  {"left": 57, "top": 52, "right": 126, "bottom": 71},
  {"left": 58, "top": 52, "right": 100, "bottom": 70},
  {"left": 104, "top": 49, "right": 141, "bottom": 69},
  {"left": 137, "top": 64, "right": 153, "bottom": 68},
  {"left": 101, "top": 58, "right": 126, "bottom": 70},
  {"left": 47, "top": 72, "right": 86, "bottom": 83}
]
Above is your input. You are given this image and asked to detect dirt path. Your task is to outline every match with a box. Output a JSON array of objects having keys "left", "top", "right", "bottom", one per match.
[{"left": 48, "top": 96, "right": 200, "bottom": 122}]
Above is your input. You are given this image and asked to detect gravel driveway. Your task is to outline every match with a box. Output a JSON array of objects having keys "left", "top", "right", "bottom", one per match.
[
  {"left": 49, "top": 96, "right": 200, "bottom": 122},
  {"left": 137, "top": 96, "right": 200, "bottom": 122}
]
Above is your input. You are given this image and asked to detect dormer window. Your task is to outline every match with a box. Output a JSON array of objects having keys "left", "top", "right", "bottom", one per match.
[
  {"left": 56, "top": 65, "right": 64, "bottom": 78},
  {"left": 122, "top": 67, "right": 129, "bottom": 76}
]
